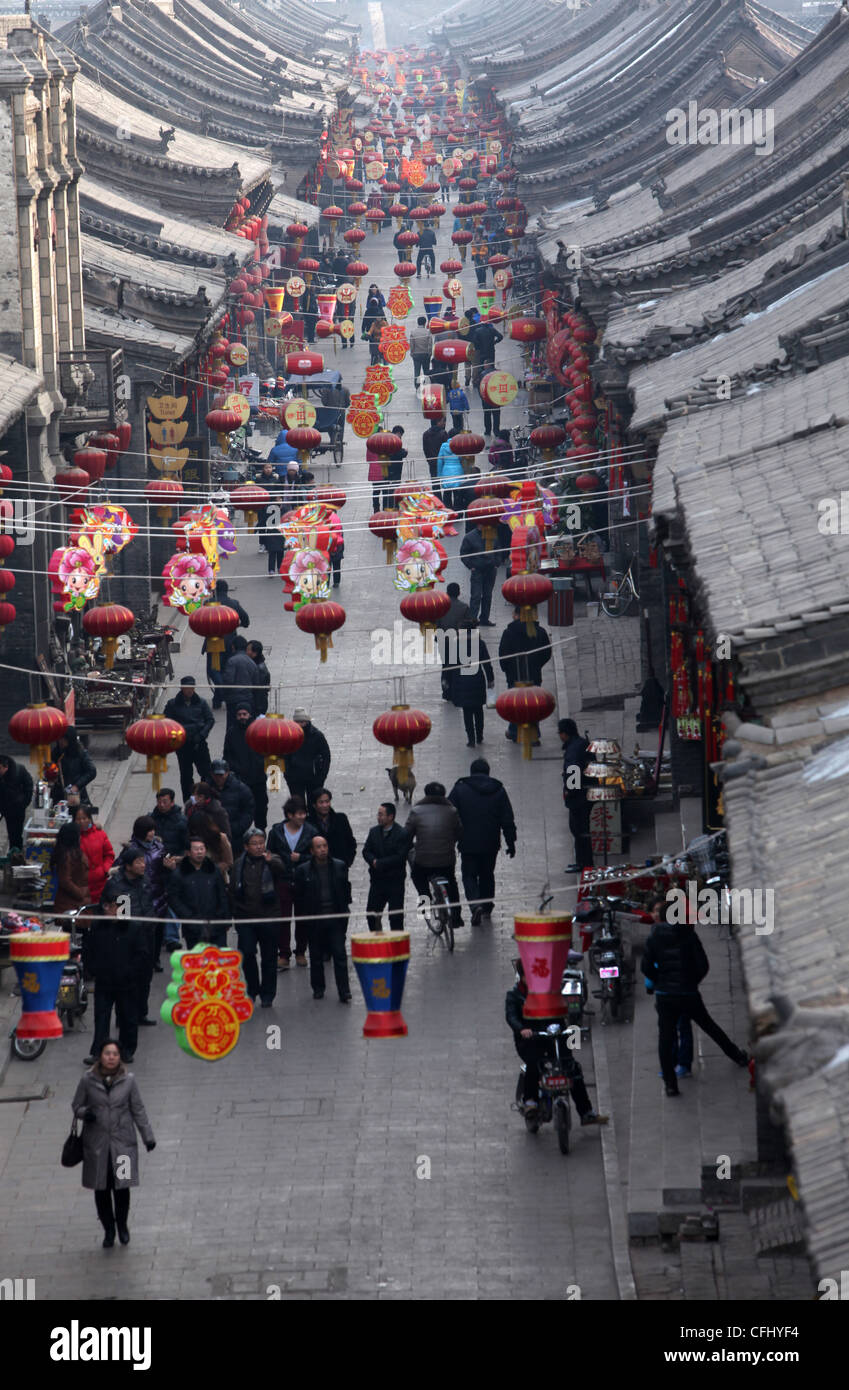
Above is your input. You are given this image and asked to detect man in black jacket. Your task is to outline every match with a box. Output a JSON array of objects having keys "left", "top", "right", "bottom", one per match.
[
  {"left": 207, "top": 579, "right": 249, "bottom": 709},
  {"left": 285, "top": 709, "right": 331, "bottom": 808},
  {"left": 83, "top": 879, "right": 149, "bottom": 1064},
  {"left": 449, "top": 759, "right": 516, "bottom": 924},
  {"left": 506, "top": 961, "right": 604, "bottom": 1124},
  {"left": 558, "top": 718, "right": 593, "bottom": 872},
  {"left": 642, "top": 900, "right": 749, "bottom": 1096},
  {"left": 223, "top": 704, "right": 268, "bottom": 831},
  {"left": 406, "top": 783, "right": 463, "bottom": 928},
  {"left": 311, "top": 789, "right": 356, "bottom": 867},
  {"left": 416, "top": 225, "right": 437, "bottom": 277},
  {"left": 0, "top": 754, "right": 33, "bottom": 851},
  {"left": 229, "top": 829, "right": 287, "bottom": 1006},
  {"left": 437, "top": 582, "right": 473, "bottom": 700},
  {"left": 363, "top": 802, "right": 410, "bottom": 932},
  {"left": 185, "top": 783, "right": 232, "bottom": 843},
  {"left": 247, "top": 641, "right": 271, "bottom": 715},
  {"left": 151, "top": 788, "right": 189, "bottom": 856},
  {"left": 165, "top": 837, "right": 230, "bottom": 948},
  {"left": 293, "top": 836, "right": 352, "bottom": 1001},
  {"left": 112, "top": 848, "right": 158, "bottom": 1029},
  {"left": 222, "top": 636, "right": 260, "bottom": 728},
  {"left": 422, "top": 419, "right": 448, "bottom": 484},
  {"left": 51, "top": 728, "right": 96, "bottom": 805},
  {"left": 499, "top": 608, "right": 552, "bottom": 742},
  {"left": 460, "top": 523, "right": 500, "bottom": 627},
  {"left": 164, "top": 677, "right": 214, "bottom": 801},
  {"left": 210, "top": 760, "right": 255, "bottom": 848}
]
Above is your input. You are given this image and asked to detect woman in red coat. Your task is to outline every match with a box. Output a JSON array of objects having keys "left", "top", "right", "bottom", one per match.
[{"left": 73, "top": 804, "right": 115, "bottom": 902}]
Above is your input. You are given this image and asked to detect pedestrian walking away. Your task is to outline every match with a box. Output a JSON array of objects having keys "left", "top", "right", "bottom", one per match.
[
  {"left": 283, "top": 709, "right": 331, "bottom": 808},
  {"left": 163, "top": 677, "right": 214, "bottom": 800},
  {"left": 416, "top": 225, "right": 437, "bottom": 277},
  {"left": 499, "top": 609, "right": 552, "bottom": 740},
  {"left": 267, "top": 795, "right": 316, "bottom": 966},
  {"left": 641, "top": 902, "right": 749, "bottom": 1096},
  {"left": 206, "top": 579, "right": 249, "bottom": 707},
  {"left": 223, "top": 705, "right": 269, "bottom": 831},
  {"left": 72, "top": 1040, "right": 155, "bottom": 1248},
  {"left": 221, "top": 636, "right": 261, "bottom": 727},
  {"left": 82, "top": 879, "right": 149, "bottom": 1064},
  {"left": 363, "top": 802, "right": 410, "bottom": 931},
  {"left": 293, "top": 836, "right": 352, "bottom": 1001},
  {"left": 449, "top": 758, "right": 516, "bottom": 923},
  {"left": 448, "top": 620, "right": 494, "bottom": 747},
  {"left": 559, "top": 718, "right": 594, "bottom": 871},
  {"left": 406, "top": 782, "right": 464, "bottom": 927},
  {"left": 111, "top": 844, "right": 158, "bottom": 1026},
  {"left": 229, "top": 829, "right": 287, "bottom": 1006},
  {"left": 0, "top": 753, "right": 33, "bottom": 853},
  {"left": 461, "top": 522, "right": 504, "bottom": 627},
  {"left": 409, "top": 316, "right": 432, "bottom": 386}
]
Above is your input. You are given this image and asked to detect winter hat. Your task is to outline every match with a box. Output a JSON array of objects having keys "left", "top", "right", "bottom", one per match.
[{"left": 292, "top": 707, "right": 310, "bottom": 722}]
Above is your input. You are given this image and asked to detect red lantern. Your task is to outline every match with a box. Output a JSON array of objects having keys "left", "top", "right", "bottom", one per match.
[
  {"left": 343, "top": 227, "right": 367, "bottom": 248},
  {"left": 88, "top": 431, "right": 120, "bottom": 471},
  {"left": 399, "top": 588, "right": 451, "bottom": 651},
  {"left": 346, "top": 260, "right": 369, "bottom": 287},
  {"left": 55, "top": 467, "right": 90, "bottom": 502},
  {"left": 367, "top": 430, "right": 404, "bottom": 482},
  {"left": 368, "top": 510, "right": 399, "bottom": 562},
  {"left": 0, "top": 600, "right": 15, "bottom": 636},
  {"left": 466, "top": 496, "right": 504, "bottom": 549},
  {"left": 0, "top": 569, "right": 14, "bottom": 595},
  {"left": 9, "top": 702, "right": 68, "bottom": 770},
  {"left": 229, "top": 484, "right": 270, "bottom": 533},
  {"left": 373, "top": 706, "right": 431, "bottom": 788},
  {"left": 295, "top": 600, "right": 346, "bottom": 663},
  {"left": 502, "top": 573, "right": 553, "bottom": 634},
  {"left": 125, "top": 715, "right": 186, "bottom": 792},
  {"left": 188, "top": 603, "right": 240, "bottom": 670},
  {"left": 245, "top": 714, "right": 304, "bottom": 774},
  {"left": 0, "top": 534, "right": 15, "bottom": 564},
  {"left": 73, "top": 447, "right": 107, "bottom": 483},
  {"left": 82, "top": 603, "right": 135, "bottom": 669},
  {"left": 394, "top": 261, "right": 416, "bottom": 281},
  {"left": 449, "top": 431, "right": 485, "bottom": 474},
  {"left": 575, "top": 472, "right": 600, "bottom": 492},
  {"left": 114, "top": 421, "right": 132, "bottom": 454},
  {"left": 451, "top": 228, "right": 473, "bottom": 260},
  {"left": 495, "top": 686, "right": 555, "bottom": 759},
  {"left": 205, "top": 408, "right": 241, "bottom": 453},
  {"left": 314, "top": 486, "right": 346, "bottom": 509},
  {"left": 530, "top": 424, "right": 567, "bottom": 460},
  {"left": 286, "top": 426, "right": 322, "bottom": 467},
  {"left": 510, "top": 317, "right": 547, "bottom": 343},
  {"left": 145, "top": 478, "right": 184, "bottom": 523}
]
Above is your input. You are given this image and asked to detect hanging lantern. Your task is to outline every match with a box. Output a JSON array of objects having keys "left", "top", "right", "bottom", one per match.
[
  {"left": 145, "top": 478, "right": 184, "bottom": 523},
  {"left": 388, "top": 202, "right": 409, "bottom": 227},
  {"left": 188, "top": 602, "right": 240, "bottom": 670},
  {"left": 502, "top": 573, "right": 554, "bottom": 635},
  {"left": 82, "top": 603, "right": 135, "bottom": 669},
  {"left": 575, "top": 472, "right": 601, "bottom": 492},
  {"left": 367, "top": 430, "right": 404, "bottom": 481},
  {"left": 0, "top": 534, "right": 13, "bottom": 566},
  {"left": 368, "top": 510, "right": 399, "bottom": 563},
  {"left": 245, "top": 714, "right": 304, "bottom": 775},
  {"left": 451, "top": 228, "right": 473, "bottom": 260},
  {"left": 114, "top": 421, "right": 132, "bottom": 455},
  {"left": 297, "top": 257, "right": 320, "bottom": 286},
  {"left": 205, "top": 408, "right": 242, "bottom": 453},
  {"left": 295, "top": 599, "right": 346, "bottom": 662},
  {"left": 73, "top": 447, "right": 107, "bottom": 483},
  {"left": 9, "top": 702, "right": 68, "bottom": 770},
  {"left": 88, "top": 431, "right": 120, "bottom": 471},
  {"left": 125, "top": 715, "right": 186, "bottom": 792},
  {"left": 466, "top": 496, "right": 504, "bottom": 550},
  {"left": 399, "top": 588, "right": 450, "bottom": 653},
  {"left": 530, "top": 423, "right": 567, "bottom": 461},
  {"left": 495, "top": 686, "right": 556, "bottom": 759},
  {"left": 0, "top": 570, "right": 14, "bottom": 597},
  {"left": 287, "top": 221, "right": 309, "bottom": 252},
  {"left": 284, "top": 351, "right": 325, "bottom": 398},
  {"left": 314, "top": 486, "right": 347, "bottom": 509},
  {"left": 343, "top": 227, "right": 367, "bottom": 250},
  {"left": 421, "top": 383, "right": 445, "bottom": 420},
  {"left": 345, "top": 260, "right": 370, "bottom": 289},
  {"left": 321, "top": 205, "right": 345, "bottom": 244},
  {"left": 0, "top": 600, "right": 15, "bottom": 636},
  {"left": 55, "top": 467, "right": 90, "bottom": 502},
  {"left": 229, "top": 484, "right": 270, "bottom": 533},
  {"left": 373, "top": 706, "right": 431, "bottom": 789},
  {"left": 286, "top": 426, "right": 322, "bottom": 468},
  {"left": 394, "top": 261, "right": 416, "bottom": 283},
  {"left": 449, "top": 430, "right": 485, "bottom": 475},
  {"left": 510, "top": 317, "right": 547, "bottom": 344}
]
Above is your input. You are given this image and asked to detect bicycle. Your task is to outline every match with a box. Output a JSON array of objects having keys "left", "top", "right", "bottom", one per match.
[
  {"left": 600, "top": 552, "right": 639, "bottom": 617},
  {"left": 421, "top": 875, "right": 455, "bottom": 952}
]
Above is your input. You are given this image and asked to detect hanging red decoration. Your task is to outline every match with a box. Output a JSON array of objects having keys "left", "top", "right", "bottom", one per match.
[
  {"left": 188, "top": 603, "right": 240, "bottom": 670},
  {"left": 245, "top": 715, "right": 304, "bottom": 774},
  {"left": 82, "top": 604, "right": 135, "bottom": 669},
  {"left": 495, "top": 687, "right": 556, "bottom": 760},
  {"left": 125, "top": 715, "right": 186, "bottom": 792},
  {"left": 295, "top": 600, "right": 346, "bottom": 663},
  {"left": 9, "top": 703, "right": 68, "bottom": 770}
]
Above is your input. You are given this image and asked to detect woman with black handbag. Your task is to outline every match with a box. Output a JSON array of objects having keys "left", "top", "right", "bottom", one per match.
[{"left": 70, "top": 1039, "right": 155, "bottom": 1248}]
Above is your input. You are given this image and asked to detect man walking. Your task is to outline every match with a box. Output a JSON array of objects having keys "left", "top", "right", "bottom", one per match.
[
  {"left": 164, "top": 836, "right": 230, "bottom": 948},
  {"left": 110, "top": 848, "right": 157, "bottom": 1030},
  {"left": 223, "top": 703, "right": 269, "bottom": 831},
  {"left": 82, "top": 880, "right": 149, "bottom": 1064},
  {"left": 422, "top": 417, "right": 448, "bottom": 484},
  {"left": 448, "top": 758, "right": 516, "bottom": 923},
  {"left": 559, "top": 718, "right": 593, "bottom": 872},
  {"left": 247, "top": 640, "right": 271, "bottom": 713},
  {"left": 206, "top": 579, "right": 249, "bottom": 708},
  {"left": 221, "top": 636, "right": 260, "bottom": 728},
  {"left": 415, "top": 225, "right": 437, "bottom": 277},
  {"left": 230, "top": 828, "right": 287, "bottom": 1007},
  {"left": 293, "top": 836, "right": 352, "bottom": 1001},
  {"left": 311, "top": 788, "right": 356, "bottom": 868},
  {"left": 209, "top": 759, "right": 255, "bottom": 848},
  {"left": 363, "top": 802, "right": 410, "bottom": 931},
  {"left": 499, "top": 608, "right": 552, "bottom": 741},
  {"left": 461, "top": 521, "right": 500, "bottom": 627},
  {"left": 284, "top": 709, "right": 331, "bottom": 808},
  {"left": 164, "top": 677, "right": 214, "bottom": 802},
  {"left": 406, "top": 782, "right": 463, "bottom": 928},
  {"left": 642, "top": 900, "right": 749, "bottom": 1097},
  {"left": 150, "top": 788, "right": 189, "bottom": 857},
  {"left": 409, "top": 316, "right": 432, "bottom": 387}
]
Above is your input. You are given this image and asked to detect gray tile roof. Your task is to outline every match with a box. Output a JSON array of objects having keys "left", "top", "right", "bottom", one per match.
[{"left": 0, "top": 353, "right": 44, "bottom": 437}]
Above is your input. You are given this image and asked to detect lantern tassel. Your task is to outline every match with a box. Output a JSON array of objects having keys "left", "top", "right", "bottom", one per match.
[
  {"left": 146, "top": 753, "right": 168, "bottom": 792},
  {"left": 103, "top": 636, "right": 117, "bottom": 670}
]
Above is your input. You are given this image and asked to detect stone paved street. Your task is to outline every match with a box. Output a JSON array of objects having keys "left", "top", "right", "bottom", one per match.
[{"left": 0, "top": 229, "right": 620, "bottom": 1300}]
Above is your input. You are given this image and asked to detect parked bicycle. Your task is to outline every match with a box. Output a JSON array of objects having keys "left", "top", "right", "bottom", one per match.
[
  {"left": 601, "top": 552, "right": 639, "bottom": 617},
  {"left": 420, "top": 874, "right": 455, "bottom": 953}
]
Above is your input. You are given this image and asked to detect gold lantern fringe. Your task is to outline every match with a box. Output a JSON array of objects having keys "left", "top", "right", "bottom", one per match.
[
  {"left": 245, "top": 509, "right": 258, "bottom": 533},
  {"left": 382, "top": 538, "right": 396, "bottom": 564},
  {"left": 392, "top": 747, "right": 414, "bottom": 786},
  {"left": 28, "top": 742, "right": 53, "bottom": 770},
  {"left": 520, "top": 604, "right": 539, "bottom": 637},
  {"left": 517, "top": 723, "right": 538, "bottom": 761},
  {"left": 207, "top": 636, "right": 225, "bottom": 671},
  {"left": 146, "top": 753, "right": 169, "bottom": 792},
  {"left": 314, "top": 632, "right": 334, "bottom": 663}
]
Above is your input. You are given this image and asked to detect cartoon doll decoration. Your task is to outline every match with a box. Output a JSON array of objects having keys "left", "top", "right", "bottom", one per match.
[
  {"left": 162, "top": 552, "right": 215, "bottom": 614},
  {"left": 57, "top": 546, "right": 101, "bottom": 612},
  {"left": 287, "top": 549, "right": 331, "bottom": 611},
  {"left": 394, "top": 537, "right": 442, "bottom": 593}
]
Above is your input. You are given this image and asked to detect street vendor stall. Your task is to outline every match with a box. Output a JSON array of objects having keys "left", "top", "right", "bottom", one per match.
[{"left": 17, "top": 791, "right": 72, "bottom": 909}]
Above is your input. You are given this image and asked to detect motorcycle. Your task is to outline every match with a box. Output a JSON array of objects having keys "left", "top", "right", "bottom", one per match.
[
  {"left": 577, "top": 897, "right": 651, "bottom": 1023},
  {"left": 514, "top": 1022, "right": 577, "bottom": 1155},
  {"left": 55, "top": 921, "right": 89, "bottom": 1032},
  {"left": 560, "top": 948, "right": 590, "bottom": 1033}
]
